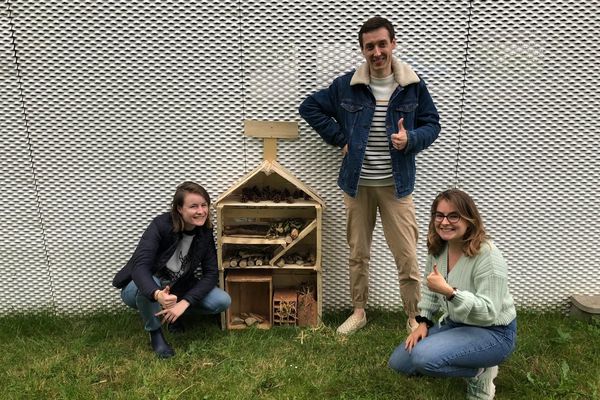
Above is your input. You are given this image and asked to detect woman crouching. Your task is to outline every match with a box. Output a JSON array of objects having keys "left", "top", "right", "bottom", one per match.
[
  {"left": 388, "top": 189, "right": 516, "bottom": 399},
  {"left": 113, "top": 181, "right": 231, "bottom": 358}
]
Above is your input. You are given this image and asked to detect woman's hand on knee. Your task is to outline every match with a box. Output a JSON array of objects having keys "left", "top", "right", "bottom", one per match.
[{"left": 405, "top": 324, "right": 428, "bottom": 352}]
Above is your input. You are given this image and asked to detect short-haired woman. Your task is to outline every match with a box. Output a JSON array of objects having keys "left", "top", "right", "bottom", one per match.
[
  {"left": 388, "top": 189, "right": 516, "bottom": 399},
  {"left": 113, "top": 181, "right": 231, "bottom": 358}
]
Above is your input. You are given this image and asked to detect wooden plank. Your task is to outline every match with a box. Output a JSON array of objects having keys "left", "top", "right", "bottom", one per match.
[
  {"left": 219, "top": 199, "right": 320, "bottom": 208},
  {"left": 316, "top": 206, "right": 322, "bottom": 271},
  {"left": 226, "top": 264, "right": 317, "bottom": 271},
  {"left": 317, "top": 271, "right": 323, "bottom": 324},
  {"left": 264, "top": 138, "right": 277, "bottom": 162},
  {"left": 221, "top": 236, "right": 287, "bottom": 246},
  {"left": 226, "top": 270, "right": 272, "bottom": 282},
  {"left": 244, "top": 120, "right": 298, "bottom": 139},
  {"left": 217, "top": 208, "right": 225, "bottom": 271}
]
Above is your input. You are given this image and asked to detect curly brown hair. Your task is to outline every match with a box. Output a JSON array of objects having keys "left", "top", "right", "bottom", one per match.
[{"left": 427, "top": 189, "right": 488, "bottom": 257}]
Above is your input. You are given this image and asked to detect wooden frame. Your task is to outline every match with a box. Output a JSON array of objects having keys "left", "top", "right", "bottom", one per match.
[
  {"left": 225, "top": 271, "right": 273, "bottom": 330},
  {"left": 216, "top": 120, "right": 325, "bottom": 329}
]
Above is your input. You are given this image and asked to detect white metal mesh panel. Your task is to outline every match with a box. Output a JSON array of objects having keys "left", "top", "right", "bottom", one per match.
[
  {"left": 460, "top": 0, "right": 600, "bottom": 311},
  {"left": 1, "top": 5, "right": 53, "bottom": 312},
  {"left": 8, "top": 1, "right": 243, "bottom": 313},
  {"left": 2, "top": 1, "right": 599, "bottom": 314}
]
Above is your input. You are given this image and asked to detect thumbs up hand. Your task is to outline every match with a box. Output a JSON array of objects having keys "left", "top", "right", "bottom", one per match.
[
  {"left": 157, "top": 285, "right": 178, "bottom": 309},
  {"left": 398, "top": 117, "right": 406, "bottom": 133},
  {"left": 427, "top": 264, "right": 453, "bottom": 295},
  {"left": 390, "top": 118, "right": 408, "bottom": 151}
]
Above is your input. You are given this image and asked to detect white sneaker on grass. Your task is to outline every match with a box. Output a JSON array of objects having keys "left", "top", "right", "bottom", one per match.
[
  {"left": 467, "top": 366, "right": 498, "bottom": 399},
  {"left": 336, "top": 313, "right": 367, "bottom": 335}
]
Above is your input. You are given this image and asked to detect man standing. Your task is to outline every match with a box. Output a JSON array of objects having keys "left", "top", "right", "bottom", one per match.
[{"left": 299, "top": 16, "right": 440, "bottom": 334}]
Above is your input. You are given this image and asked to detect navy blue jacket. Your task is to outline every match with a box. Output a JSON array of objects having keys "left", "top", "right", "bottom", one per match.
[
  {"left": 112, "top": 212, "right": 218, "bottom": 306},
  {"left": 299, "top": 58, "right": 440, "bottom": 198}
]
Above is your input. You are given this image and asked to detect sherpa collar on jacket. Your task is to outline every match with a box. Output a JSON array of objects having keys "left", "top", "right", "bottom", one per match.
[{"left": 350, "top": 57, "right": 420, "bottom": 87}]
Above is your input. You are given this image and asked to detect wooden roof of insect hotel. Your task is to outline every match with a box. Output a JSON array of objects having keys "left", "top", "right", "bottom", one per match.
[{"left": 215, "top": 120, "right": 325, "bottom": 207}]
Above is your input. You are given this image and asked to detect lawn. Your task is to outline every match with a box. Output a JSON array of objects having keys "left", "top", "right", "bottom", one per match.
[{"left": 1, "top": 309, "right": 598, "bottom": 399}]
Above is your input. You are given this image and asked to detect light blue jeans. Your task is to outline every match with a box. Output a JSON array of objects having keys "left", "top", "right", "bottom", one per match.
[
  {"left": 388, "top": 318, "right": 517, "bottom": 378},
  {"left": 121, "top": 277, "right": 231, "bottom": 331}
]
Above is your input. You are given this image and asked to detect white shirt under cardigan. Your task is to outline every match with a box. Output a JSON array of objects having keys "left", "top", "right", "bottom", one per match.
[{"left": 418, "top": 240, "right": 517, "bottom": 327}]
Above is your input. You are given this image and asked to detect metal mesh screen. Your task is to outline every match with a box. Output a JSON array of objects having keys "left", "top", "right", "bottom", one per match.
[
  {"left": 1, "top": 0, "right": 598, "bottom": 314},
  {"left": 459, "top": 0, "right": 600, "bottom": 310},
  {"left": 1, "top": 5, "right": 53, "bottom": 312}
]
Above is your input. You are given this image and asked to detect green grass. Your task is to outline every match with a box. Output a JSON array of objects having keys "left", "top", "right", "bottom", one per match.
[{"left": 1, "top": 310, "right": 599, "bottom": 399}]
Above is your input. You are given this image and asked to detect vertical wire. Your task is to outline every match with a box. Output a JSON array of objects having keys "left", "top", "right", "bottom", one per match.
[
  {"left": 237, "top": 0, "right": 247, "bottom": 172},
  {"left": 454, "top": 1, "right": 474, "bottom": 187},
  {"left": 5, "top": 0, "right": 57, "bottom": 311}
]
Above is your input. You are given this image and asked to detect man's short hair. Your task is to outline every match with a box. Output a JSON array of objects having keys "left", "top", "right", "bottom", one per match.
[{"left": 358, "top": 16, "right": 396, "bottom": 48}]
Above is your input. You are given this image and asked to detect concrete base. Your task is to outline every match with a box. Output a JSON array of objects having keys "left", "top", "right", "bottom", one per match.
[{"left": 570, "top": 294, "right": 600, "bottom": 322}]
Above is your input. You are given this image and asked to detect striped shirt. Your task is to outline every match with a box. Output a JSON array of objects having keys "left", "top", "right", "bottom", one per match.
[{"left": 359, "top": 74, "right": 397, "bottom": 185}]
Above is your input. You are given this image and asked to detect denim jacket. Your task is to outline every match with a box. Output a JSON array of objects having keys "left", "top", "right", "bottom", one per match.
[{"left": 299, "top": 57, "right": 441, "bottom": 198}]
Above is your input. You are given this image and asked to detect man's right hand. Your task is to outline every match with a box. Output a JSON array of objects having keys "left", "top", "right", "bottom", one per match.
[
  {"left": 342, "top": 144, "right": 348, "bottom": 156},
  {"left": 391, "top": 118, "right": 408, "bottom": 150}
]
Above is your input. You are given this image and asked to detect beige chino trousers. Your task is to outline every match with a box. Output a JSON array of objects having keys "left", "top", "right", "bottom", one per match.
[{"left": 343, "top": 186, "right": 420, "bottom": 317}]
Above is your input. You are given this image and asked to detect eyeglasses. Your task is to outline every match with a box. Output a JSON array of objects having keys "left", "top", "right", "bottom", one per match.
[{"left": 433, "top": 212, "right": 461, "bottom": 224}]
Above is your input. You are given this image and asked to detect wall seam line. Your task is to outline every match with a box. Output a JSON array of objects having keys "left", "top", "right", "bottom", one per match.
[
  {"left": 6, "top": 0, "right": 57, "bottom": 312},
  {"left": 454, "top": 0, "right": 473, "bottom": 187},
  {"left": 238, "top": 1, "right": 248, "bottom": 172}
]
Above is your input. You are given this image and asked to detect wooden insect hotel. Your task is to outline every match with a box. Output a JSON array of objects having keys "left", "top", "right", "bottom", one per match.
[{"left": 216, "top": 120, "right": 324, "bottom": 329}]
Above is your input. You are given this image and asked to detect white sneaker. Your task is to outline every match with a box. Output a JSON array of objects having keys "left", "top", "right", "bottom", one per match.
[
  {"left": 467, "top": 366, "right": 498, "bottom": 399},
  {"left": 336, "top": 313, "right": 367, "bottom": 335}
]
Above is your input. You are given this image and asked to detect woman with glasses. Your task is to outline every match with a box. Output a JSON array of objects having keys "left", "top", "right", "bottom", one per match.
[
  {"left": 112, "top": 181, "right": 231, "bottom": 358},
  {"left": 388, "top": 189, "right": 516, "bottom": 400}
]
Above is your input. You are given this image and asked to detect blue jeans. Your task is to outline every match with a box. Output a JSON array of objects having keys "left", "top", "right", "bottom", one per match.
[
  {"left": 388, "top": 318, "right": 517, "bottom": 378},
  {"left": 121, "top": 277, "right": 231, "bottom": 332}
]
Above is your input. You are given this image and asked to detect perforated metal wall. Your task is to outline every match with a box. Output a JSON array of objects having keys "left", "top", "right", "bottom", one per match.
[{"left": 1, "top": 1, "right": 598, "bottom": 314}]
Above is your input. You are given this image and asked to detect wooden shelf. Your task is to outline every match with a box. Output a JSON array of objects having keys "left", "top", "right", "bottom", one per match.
[
  {"left": 220, "top": 236, "right": 287, "bottom": 246},
  {"left": 218, "top": 198, "right": 320, "bottom": 208},
  {"left": 226, "top": 264, "right": 318, "bottom": 271}
]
